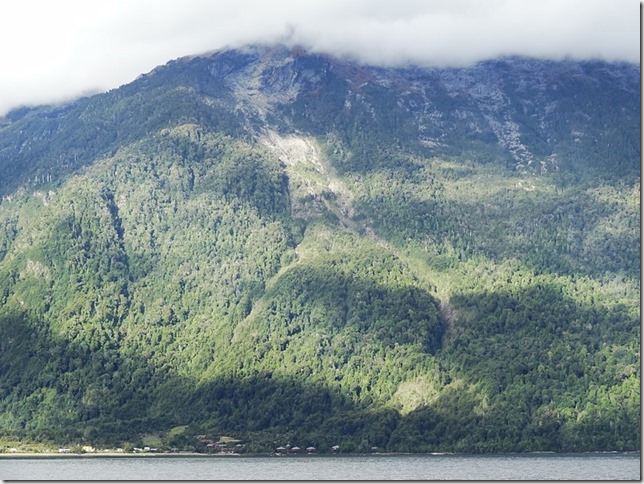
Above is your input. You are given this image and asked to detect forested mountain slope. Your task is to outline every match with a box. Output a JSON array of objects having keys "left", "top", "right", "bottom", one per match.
[{"left": 0, "top": 45, "right": 639, "bottom": 453}]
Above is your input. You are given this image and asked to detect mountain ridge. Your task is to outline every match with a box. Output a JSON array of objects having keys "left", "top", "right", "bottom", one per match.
[{"left": 1, "top": 44, "right": 639, "bottom": 195}]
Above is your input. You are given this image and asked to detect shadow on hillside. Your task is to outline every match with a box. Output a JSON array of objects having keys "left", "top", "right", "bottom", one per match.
[
  {"left": 0, "top": 305, "right": 398, "bottom": 451},
  {"left": 0, "top": 266, "right": 638, "bottom": 453},
  {"left": 395, "top": 282, "right": 640, "bottom": 453},
  {"left": 254, "top": 262, "right": 445, "bottom": 354},
  {"left": 0, "top": 256, "right": 443, "bottom": 452}
]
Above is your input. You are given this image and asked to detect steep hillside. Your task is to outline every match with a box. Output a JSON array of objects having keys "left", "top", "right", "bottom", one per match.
[{"left": 0, "top": 45, "right": 639, "bottom": 453}]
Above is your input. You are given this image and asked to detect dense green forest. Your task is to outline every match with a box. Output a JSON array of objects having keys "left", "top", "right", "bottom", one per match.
[{"left": 0, "top": 45, "right": 639, "bottom": 453}]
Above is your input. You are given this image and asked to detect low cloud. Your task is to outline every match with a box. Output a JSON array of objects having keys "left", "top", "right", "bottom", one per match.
[{"left": 0, "top": 0, "right": 638, "bottom": 115}]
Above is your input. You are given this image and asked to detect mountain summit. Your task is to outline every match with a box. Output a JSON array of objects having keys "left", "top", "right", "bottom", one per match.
[
  {"left": 1, "top": 44, "right": 639, "bottom": 193},
  {"left": 0, "top": 45, "right": 639, "bottom": 453}
]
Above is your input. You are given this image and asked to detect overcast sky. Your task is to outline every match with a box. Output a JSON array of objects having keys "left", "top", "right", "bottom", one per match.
[{"left": 0, "top": 0, "right": 639, "bottom": 116}]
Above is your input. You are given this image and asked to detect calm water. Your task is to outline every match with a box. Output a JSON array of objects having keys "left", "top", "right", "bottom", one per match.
[{"left": 0, "top": 453, "right": 639, "bottom": 480}]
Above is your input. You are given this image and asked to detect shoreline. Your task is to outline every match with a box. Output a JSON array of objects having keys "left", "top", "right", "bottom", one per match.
[
  {"left": 0, "top": 451, "right": 241, "bottom": 458},
  {"left": 0, "top": 450, "right": 639, "bottom": 459}
]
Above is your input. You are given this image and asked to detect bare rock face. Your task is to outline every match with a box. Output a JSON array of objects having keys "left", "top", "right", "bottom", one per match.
[{"left": 159, "top": 45, "right": 639, "bottom": 175}]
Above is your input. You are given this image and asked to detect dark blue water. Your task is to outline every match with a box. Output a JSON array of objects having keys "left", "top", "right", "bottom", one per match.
[{"left": 0, "top": 453, "right": 639, "bottom": 480}]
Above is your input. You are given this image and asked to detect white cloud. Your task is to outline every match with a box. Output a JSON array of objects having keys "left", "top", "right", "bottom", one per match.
[{"left": 0, "top": 0, "right": 639, "bottom": 116}]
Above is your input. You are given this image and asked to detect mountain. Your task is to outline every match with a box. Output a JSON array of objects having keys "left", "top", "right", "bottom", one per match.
[{"left": 0, "top": 44, "right": 639, "bottom": 453}]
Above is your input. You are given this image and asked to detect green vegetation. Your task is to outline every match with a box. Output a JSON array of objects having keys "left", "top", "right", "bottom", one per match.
[{"left": 0, "top": 48, "right": 639, "bottom": 453}]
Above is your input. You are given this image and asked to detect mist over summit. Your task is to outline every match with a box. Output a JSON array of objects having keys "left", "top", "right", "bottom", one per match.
[{"left": 0, "top": 0, "right": 638, "bottom": 116}]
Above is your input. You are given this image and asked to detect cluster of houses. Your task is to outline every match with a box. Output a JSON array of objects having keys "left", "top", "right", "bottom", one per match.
[
  {"left": 200, "top": 438, "right": 243, "bottom": 454},
  {"left": 53, "top": 438, "right": 343, "bottom": 456},
  {"left": 58, "top": 446, "right": 98, "bottom": 454},
  {"left": 132, "top": 446, "right": 158, "bottom": 453},
  {"left": 274, "top": 444, "right": 340, "bottom": 455},
  {"left": 58, "top": 446, "right": 156, "bottom": 454}
]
